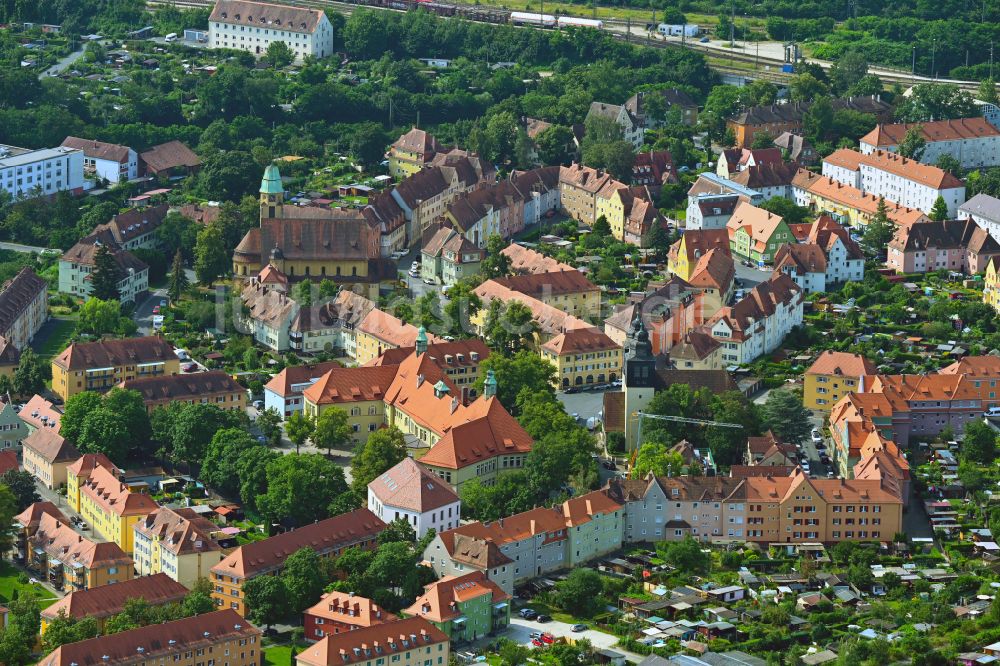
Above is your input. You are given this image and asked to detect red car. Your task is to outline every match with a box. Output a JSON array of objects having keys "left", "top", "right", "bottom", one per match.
[
  {"left": 152, "top": 306, "right": 160, "bottom": 314},
  {"left": 540, "top": 633, "right": 554, "bottom": 644},
  {"left": 531, "top": 639, "right": 544, "bottom": 648}
]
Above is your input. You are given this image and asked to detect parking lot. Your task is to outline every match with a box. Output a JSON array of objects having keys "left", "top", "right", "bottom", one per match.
[{"left": 507, "top": 615, "right": 641, "bottom": 661}]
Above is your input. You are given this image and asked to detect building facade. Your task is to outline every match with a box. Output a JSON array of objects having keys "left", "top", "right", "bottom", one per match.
[
  {"left": 0, "top": 267, "right": 47, "bottom": 353},
  {"left": 303, "top": 592, "right": 397, "bottom": 642},
  {"left": 859, "top": 117, "right": 1000, "bottom": 169},
  {"left": 208, "top": 0, "right": 335, "bottom": 62},
  {"left": 133, "top": 506, "right": 224, "bottom": 588},
  {"left": 78, "top": 462, "right": 159, "bottom": 554},
  {"left": 0, "top": 144, "right": 84, "bottom": 200},
  {"left": 368, "top": 458, "right": 461, "bottom": 538},
  {"left": 60, "top": 137, "right": 138, "bottom": 183},
  {"left": 804, "top": 350, "right": 877, "bottom": 411},
  {"left": 51, "top": 336, "right": 180, "bottom": 402},
  {"left": 295, "top": 617, "right": 448, "bottom": 666},
  {"left": 403, "top": 572, "right": 510, "bottom": 643}
]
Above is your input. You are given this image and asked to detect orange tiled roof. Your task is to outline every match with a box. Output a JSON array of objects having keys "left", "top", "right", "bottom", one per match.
[
  {"left": 404, "top": 572, "right": 509, "bottom": 623},
  {"left": 305, "top": 591, "right": 396, "bottom": 627},
  {"left": 81, "top": 463, "right": 158, "bottom": 518},
  {"left": 806, "top": 350, "right": 877, "bottom": 378}
]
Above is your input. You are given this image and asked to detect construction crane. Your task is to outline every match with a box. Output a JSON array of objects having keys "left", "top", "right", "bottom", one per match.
[{"left": 628, "top": 411, "right": 744, "bottom": 475}]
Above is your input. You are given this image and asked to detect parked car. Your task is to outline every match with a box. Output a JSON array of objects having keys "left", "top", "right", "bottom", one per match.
[
  {"left": 536, "top": 614, "right": 552, "bottom": 623},
  {"left": 529, "top": 632, "right": 542, "bottom": 640},
  {"left": 411, "top": 261, "right": 419, "bottom": 271},
  {"left": 699, "top": 36, "right": 710, "bottom": 42},
  {"left": 152, "top": 306, "right": 160, "bottom": 315},
  {"left": 519, "top": 609, "right": 537, "bottom": 619},
  {"left": 540, "top": 633, "right": 554, "bottom": 644},
  {"left": 571, "top": 624, "right": 587, "bottom": 632},
  {"left": 159, "top": 299, "right": 167, "bottom": 307},
  {"left": 252, "top": 400, "right": 263, "bottom": 410},
  {"left": 602, "top": 460, "right": 617, "bottom": 470},
  {"left": 811, "top": 429, "right": 823, "bottom": 444},
  {"left": 531, "top": 639, "right": 544, "bottom": 648}
]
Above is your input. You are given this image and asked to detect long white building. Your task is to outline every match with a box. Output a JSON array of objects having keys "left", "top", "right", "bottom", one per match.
[
  {"left": 0, "top": 145, "right": 84, "bottom": 200},
  {"left": 208, "top": 0, "right": 335, "bottom": 62},
  {"left": 959, "top": 193, "right": 1000, "bottom": 243},
  {"left": 860, "top": 117, "right": 1000, "bottom": 170},
  {"left": 822, "top": 148, "right": 966, "bottom": 218}
]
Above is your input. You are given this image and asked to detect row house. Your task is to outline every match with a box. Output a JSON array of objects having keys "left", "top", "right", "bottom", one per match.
[
  {"left": 423, "top": 490, "right": 624, "bottom": 595},
  {"left": 822, "top": 148, "right": 966, "bottom": 218},
  {"left": 362, "top": 190, "right": 408, "bottom": 257},
  {"left": 0, "top": 266, "right": 48, "bottom": 355},
  {"left": 725, "top": 201, "right": 794, "bottom": 266},
  {"left": 60, "top": 136, "right": 138, "bottom": 184},
  {"left": 888, "top": 218, "right": 1000, "bottom": 274},
  {"left": 792, "top": 169, "right": 930, "bottom": 230},
  {"left": 685, "top": 193, "right": 742, "bottom": 231},
  {"left": 985, "top": 256, "right": 1000, "bottom": 314},
  {"left": 773, "top": 132, "right": 817, "bottom": 165},
  {"left": 473, "top": 279, "right": 593, "bottom": 343},
  {"left": 726, "top": 96, "right": 892, "bottom": 148},
  {"left": 78, "top": 461, "right": 159, "bottom": 553},
  {"left": 93, "top": 204, "right": 169, "bottom": 251},
  {"left": 296, "top": 617, "right": 447, "bottom": 666},
  {"left": 729, "top": 162, "right": 800, "bottom": 202},
  {"left": 501, "top": 243, "right": 575, "bottom": 274},
  {"left": 595, "top": 183, "right": 664, "bottom": 246},
  {"left": 304, "top": 591, "right": 396, "bottom": 642},
  {"left": 559, "top": 163, "right": 615, "bottom": 226},
  {"left": 492, "top": 270, "right": 600, "bottom": 320},
  {"left": 706, "top": 272, "right": 804, "bottom": 365},
  {"left": 441, "top": 180, "right": 524, "bottom": 247},
  {"left": 860, "top": 117, "right": 1000, "bottom": 169},
  {"left": 133, "top": 506, "right": 224, "bottom": 589},
  {"left": 40, "top": 573, "right": 188, "bottom": 634},
  {"left": 264, "top": 360, "right": 345, "bottom": 418},
  {"left": 510, "top": 166, "right": 561, "bottom": 228}
]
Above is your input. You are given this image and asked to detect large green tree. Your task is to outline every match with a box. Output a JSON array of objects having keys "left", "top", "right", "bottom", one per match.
[
  {"left": 313, "top": 408, "right": 353, "bottom": 456},
  {"left": 962, "top": 420, "right": 998, "bottom": 464},
  {"left": 201, "top": 428, "right": 261, "bottom": 498},
  {"left": 167, "top": 249, "right": 189, "bottom": 302},
  {"left": 475, "top": 350, "right": 555, "bottom": 415},
  {"left": 281, "top": 547, "right": 330, "bottom": 614},
  {"left": 285, "top": 411, "right": 315, "bottom": 454},
  {"left": 351, "top": 427, "right": 407, "bottom": 495},
  {"left": 257, "top": 453, "right": 349, "bottom": 526},
  {"left": 194, "top": 223, "right": 229, "bottom": 286},
  {"left": 761, "top": 388, "right": 812, "bottom": 444},
  {"left": 897, "top": 125, "right": 927, "bottom": 160},
  {"left": 90, "top": 242, "right": 123, "bottom": 301},
  {"left": 243, "top": 575, "right": 290, "bottom": 630}
]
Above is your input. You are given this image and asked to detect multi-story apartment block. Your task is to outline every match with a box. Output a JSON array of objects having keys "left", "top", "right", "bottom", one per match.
[
  {"left": 66, "top": 453, "right": 119, "bottom": 513},
  {"left": 133, "top": 507, "right": 224, "bottom": 588},
  {"left": 706, "top": 272, "right": 804, "bottom": 364},
  {"left": 211, "top": 508, "right": 385, "bottom": 615},
  {"left": 559, "top": 164, "right": 615, "bottom": 226},
  {"left": 586, "top": 102, "right": 644, "bottom": 149},
  {"left": 493, "top": 270, "right": 601, "bottom": 320},
  {"left": 60, "top": 136, "right": 138, "bottom": 183},
  {"left": 603, "top": 279, "right": 707, "bottom": 356},
  {"left": 0, "top": 144, "right": 84, "bottom": 200},
  {"left": 79, "top": 462, "right": 159, "bottom": 554},
  {"left": 986, "top": 257, "right": 1000, "bottom": 313},
  {"left": 208, "top": 0, "right": 335, "bottom": 62},
  {"left": 667, "top": 229, "right": 731, "bottom": 281},
  {"left": 296, "top": 617, "right": 448, "bottom": 666},
  {"left": 264, "top": 360, "right": 342, "bottom": 418},
  {"left": 424, "top": 490, "right": 623, "bottom": 595},
  {"left": 0, "top": 267, "right": 47, "bottom": 354},
  {"left": 368, "top": 338, "right": 491, "bottom": 401},
  {"left": 59, "top": 228, "right": 150, "bottom": 304},
  {"left": 22, "top": 429, "right": 80, "bottom": 489},
  {"left": 804, "top": 350, "right": 877, "bottom": 411},
  {"left": 473, "top": 280, "right": 593, "bottom": 343},
  {"left": 726, "top": 202, "right": 794, "bottom": 265},
  {"left": 887, "top": 218, "right": 1000, "bottom": 274},
  {"left": 19, "top": 393, "right": 62, "bottom": 433},
  {"left": 303, "top": 364, "right": 399, "bottom": 443},
  {"left": 421, "top": 227, "right": 485, "bottom": 286},
  {"left": 822, "top": 148, "right": 966, "bottom": 217},
  {"left": 960, "top": 193, "right": 1000, "bottom": 244},
  {"left": 685, "top": 194, "right": 742, "bottom": 231},
  {"left": 39, "top": 610, "right": 261, "bottom": 666},
  {"left": 354, "top": 309, "right": 432, "bottom": 366},
  {"left": 686, "top": 248, "right": 736, "bottom": 317},
  {"left": 17, "top": 508, "right": 132, "bottom": 592},
  {"left": 509, "top": 166, "right": 561, "bottom": 229},
  {"left": 388, "top": 127, "right": 444, "bottom": 178},
  {"left": 729, "top": 162, "right": 800, "bottom": 202},
  {"left": 51, "top": 336, "right": 179, "bottom": 402},
  {"left": 391, "top": 157, "right": 492, "bottom": 247},
  {"left": 368, "top": 457, "right": 461, "bottom": 538},
  {"left": 792, "top": 169, "right": 931, "bottom": 230},
  {"left": 860, "top": 117, "right": 1000, "bottom": 169},
  {"left": 119, "top": 371, "right": 247, "bottom": 413},
  {"left": 440, "top": 180, "right": 524, "bottom": 247},
  {"left": 92, "top": 204, "right": 170, "bottom": 251},
  {"left": 540, "top": 328, "right": 622, "bottom": 389},
  {"left": 726, "top": 96, "right": 892, "bottom": 148},
  {"left": 403, "top": 572, "right": 510, "bottom": 643},
  {"left": 40, "top": 573, "right": 189, "bottom": 634},
  {"left": 304, "top": 592, "right": 397, "bottom": 642}
]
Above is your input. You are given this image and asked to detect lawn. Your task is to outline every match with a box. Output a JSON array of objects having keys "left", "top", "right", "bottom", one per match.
[
  {"left": 0, "top": 562, "right": 59, "bottom": 609},
  {"left": 264, "top": 645, "right": 292, "bottom": 666},
  {"left": 32, "top": 316, "right": 76, "bottom": 363}
]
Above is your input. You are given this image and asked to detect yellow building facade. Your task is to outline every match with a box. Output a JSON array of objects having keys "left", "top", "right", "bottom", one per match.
[
  {"left": 985, "top": 258, "right": 1000, "bottom": 313},
  {"left": 803, "top": 350, "right": 878, "bottom": 412},
  {"left": 595, "top": 188, "right": 627, "bottom": 241},
  {"left": 78, "top": 465, "right": 158, "bottom": 554},
  {"left": 51, "top": 337, "right": 180, "bottom": 403},
  {"left": 540, "top": 330, "right": 623, "bottom": 389}
]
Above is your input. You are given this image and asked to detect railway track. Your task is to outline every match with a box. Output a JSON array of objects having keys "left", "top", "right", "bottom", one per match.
[{"left": 146, "top": 0, "right": 985, "bottom": 93}]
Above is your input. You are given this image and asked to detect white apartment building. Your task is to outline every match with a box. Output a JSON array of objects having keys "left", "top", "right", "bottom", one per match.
[
  {"left": 60, "top": 137, "right": 138, "bottom": 184},
  {"left": 822, "top": 148, "right": 966, "bottom": 217},
  {"left": 208, "top": 0, "right": 335, "bottom": 63},
  {"left": 586, "top": 102, "right": 644, "bottom": 150},
  {"left": 860, "top": 117, "right": 1000, "bottom": 169},
  {"left": 0, "top": 145, "right": 83, "bottom": 200},
  {"left": 959, "top": 193, "right": 1000, "bottom": 243},
  {"left": 59, "top": 235, "right": 149, "bottom": 304},
  {"left": 708, "top": 272, "right": 803, "bottom": 365},
  {"left": 368, "top": 458, "right": 461, "bottom": 538}
]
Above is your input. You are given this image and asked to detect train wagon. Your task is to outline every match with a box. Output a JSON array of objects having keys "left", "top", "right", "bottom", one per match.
[
  {"left": 557, "top": 16, "right": 603, "bottom": 29},
  {"left": 510, "top": 11, "right": 557, "bottom": 27}
]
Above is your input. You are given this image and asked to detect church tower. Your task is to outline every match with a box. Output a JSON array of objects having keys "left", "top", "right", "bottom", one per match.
[
  {"left": 260, "top": 164, "right": 284, "bottom": 221},
  {"left": 623, "top": 312, "right": 657, "bottom": 449}
]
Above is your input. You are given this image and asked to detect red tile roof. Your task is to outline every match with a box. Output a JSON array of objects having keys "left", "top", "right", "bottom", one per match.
[
  {"left": 41, "top": 573, "right": 188, "bottom": 622},
  {"left": 296, "top": 617, "right": 448, "bottom": 666},
  {"left": 367, "top": 457, "right": 459, "bottom": 513}
]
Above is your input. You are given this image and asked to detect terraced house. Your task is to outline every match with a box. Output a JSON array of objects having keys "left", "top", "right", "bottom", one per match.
[
  {"left": 403, "top": 572, "right": 510, "bottom": 642},
  {"left": 133, "top": 506, "right": 224, "bottom": 588},
  {"left": 704, "top": 272, "right": 804, "bottom": 364},
  {"left": 726, "top": 202, "right": 794, "bottom": 265},
  {"left": 78, "top": 462, "right": 159, "bottom": 553},
  {"left": 211, "top": 508, "right": 385, "bottom": 615},
  {"left": 0, "top": 267, "right": 47, "bottom": 357},
  {"left": 51, "top": 336, "right": 180, "bottom": 402}
]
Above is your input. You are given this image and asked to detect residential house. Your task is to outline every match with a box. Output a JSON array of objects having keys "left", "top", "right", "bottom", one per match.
[
  {"left": 355, "top": 308, "right": 432, "bottom": 366},
  {"left": 509, "top": 166, "right": 561, "bottom": 228},
  {"left": 66, "top": 453, "right": 119, "bottom": 513},
  {"left": 367, "top": 338, "right": 491, "bottom": 401},
  {"left": 0, "top": 267, "right": 47, "bottom": 355},
  {"left": 391, "top": 159, "right": 489, "bottom": 246},
  {"left": 93, "top": 204, "right": 170, "bottom": 251},
  {"left": 632, "top": 151, "right": 677, "bottom": 187},
  {"left": 501, "top": 243, "right": 575, "bottom": 275},
  {"left": 745, "top": 431, "right": 797, "bottom": 466},
  {"left": 38, "top": 610, "right": 261, "bottom": 666},
  {"left": 210, "top": 508, "right": 385, "bottom": 615},
  {"left": 0, "top": 144, "right": 85, "bottom": 200},
  {"left": 403, "top": 572, "right": 510, "bottom": 642},
  {"left": 240, "top": 279, "right": 298, "bottom": 351},
  {"left": 804, "top": 351, "right": 877, "bottom": 411},
  {"left": 264, "top": 360, "right": 342, "bottom": 418},
  {"left": 726, "top": 202, "right": 794, "bottom": 265},
  {"left": 624, "top": 88, "right": 699, "bottom": 129},
  {"left": 670, "top": 330, "right": 722, "bottom": 370},
  {"left": 19, "top": 393, "right": 62, "bottom": 433},
  {"left": 686, "top": 247, "right": 736, "bottom": 315},
  {"left": 603, "top": 279, "right": 707, "bottom": 355},
  {"left": 59, "top": 228, "right": 149, "bottom": 304},
  {"left": 421, "top": 226, "right": 485, "bottom": 286},
  {"left": 139, "top": 140, "right": 201, "bottom": 177},
  {"left": 773, "top": 132, "right": 817, "bottom": 165},
  {"left": 18, "top": 510, "right": 132, "bottom": 592},
  {"left": 960, "top": 193, "right": 1000, "bottom": 244},
  {"left": 133, "top": 506, "right": 225, "bottom": 588},
  {"left": 586, "top": 102, "right": 644, "bottom": 149},
  {"left": 686, "top": 194, "right": 742, "bottom": 231},
  {"left": 208, "top": 0, "right": 335, "bottom": 61},
  {"left": 822, "top": 148, "right": 966, "bottom": 218},
  {"left": 859, "top": 117, "right": 1000, "bottom": 169},
  {"left": 60, "top": 136, "right": 137, "bottom": 183},
  {"left": 368, "top": 457, "right": 461, "bottom": 538},
  {"left": 51, "top": 336, "right": 179, "bottom": 402},
  {"left": 295, "top": 617, "right": 448, "bottom": 666},
  {"left": 388, "top": 127, "right": 444, "bottom": 178},
  {"left": 706, "top": 272, "right": 804, "bottom": 364},
  {"left": 887, "top": 218, "right": 1000, "bottom": 274},
  {"left": 119, "top": 371, "right": 246, "bottom": 413},
  {"left": 986, "top": 257, "right": 1000, "bottom": 313},
  {"left": 40, "top": 573, "right": 189, "bottom": 633},
  {"left": 773, "top": 244, "right": 830, "bottom": 293},
  {"left": 727, "top": 96, "right": 892, "bottom": 148},
  {"left": 493, "top": 270, "right": 601, "bottom": 320},
  {"left": 303, "top": 592, "right": 397, "bottom": 642},
  {"left": 792, "top": 169, "right": 930, "bottom": 230},
  {"left": 0, "top": 399, "right": 26, "bottom": 451},
  {"left": 473, "top": 279, "right": 593, "bottom": 342},
  {"left": 424, "top": 490, "right": 623, "bottom": 594},
  {"left": 730, "top": 162, "right": 800, "bottom": 202},
  {"left": 302, "top": 365, "right": 399, "bottom": 443},
  {"left": 22, "top": 429, "right": 80, "bottom": 489},
  {"left": 688, "top": 172, "right": 764, "bottom": 206},
  {"left": 78, "top": 462, "right": 159, "bottom": 553},
  {"left": 668, "top": 229, "right": 731, "bottom": 281},
  {"left": 716, "top": 148, "right": 783, "bottom": 179},
  {"left": 440, "top": 180, "right": 524, "bottom": 246},
  {"left": 560, "top": 163, "right": 616, "bottom": 226},
  {"left": 540, "top": 328, "right": 623, "bottom": 389},
  {"left": 595, "top": 184, "right": 664, "bottom": 247}
]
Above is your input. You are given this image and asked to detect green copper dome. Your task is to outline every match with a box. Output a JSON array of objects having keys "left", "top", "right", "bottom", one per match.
[{"left": 260, "top": 164, "right": 283, "bottom": 194}]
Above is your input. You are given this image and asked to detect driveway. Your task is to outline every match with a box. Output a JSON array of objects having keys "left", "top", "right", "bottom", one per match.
[
  {"left": 134, "top": 287, "right": 168, "bottom": 335},
  {"left": 40, "top": 45, "right": 88, "bottom": 79},
  {"left": 506, "top": 617, "right": 645, "bottom": 663},
  {"left": 0, "top": 241, "right": 55, "bottom": 254},
  {"left": 734, "top": 262, "right": 773, "bottom": 289}
]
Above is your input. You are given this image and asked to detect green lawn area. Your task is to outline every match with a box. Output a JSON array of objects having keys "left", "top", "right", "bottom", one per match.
[
  {"left": 0, "top": 562, "right": 59, "bottom": 609},
  {"left": 264, "top": 645, "right": 292, "bottom": 666},
  {"left": 32, "top": 316, "right": 76, "bottom": 363}
]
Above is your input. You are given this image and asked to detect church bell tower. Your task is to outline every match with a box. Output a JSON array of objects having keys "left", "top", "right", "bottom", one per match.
[
  {"left": 624, "top": 312, "right": 657, "bottom": 449},
  {"left": 260, "top": 164, "right": 284, "bottom": 222}
]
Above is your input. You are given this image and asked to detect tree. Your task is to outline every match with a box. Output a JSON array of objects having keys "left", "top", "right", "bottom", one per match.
[
  {"left": 862, "top": 197, "right": 895, "bottom": 259},
  {"left": 264, "top": 41, "right": 294, "bottom": 68},
  {"left": 194, "top": 223, "right": 228, "bottom": 286},
  {"left": 480, "top": 235, "right": 512, "bottom": 280},
  {"left": 633, "top": 443, "right": 685, "bottom": 477},
  {"left": 285, "top": 411, "right": 314, "bottom": 454},
  {"left": 475, "top": 350, "right": 555, "bottom": 415},
  {"left": 750, "top": 131, "right": 776, "bottom": 149},
  {"left": 281, "top": 547, "right": 329, "bottom": 614},
  {"left": 236, "top": 446, "right": 279, "bottom": 514},
  {"left": 980, "top": 78, "right": 1000, "bottom": 107},
  {"left": 77, "top": 410, "right": 131, "bottom": 463},
  {"left": 60, "top": 391, "right": 103, "bottom": 444},
  {"left": 257, "top": 453, "right": 349, "bottom": 526},
  {"left": 442, "top": 281, "right": 482, "bottom": 337},
  {"left": 90, "top": 243, "right": 123, "bottom": 302},
  {"left": 0, "top": 470, "right": 38, "bottom": 511},
  {"left": 349, "top": 123, "right": 388, "bottom": 169},
  {"left": 897, "top": 125, "right": 927, "bottom": 160},
  {"left": 293, "top": 280, "right": 313, "bottom": 307},
  {"left": 535, "top": 125, "right": 574, "bottom": 165},
  {"left": 962, "top": 419, "right": 998, "bottom": 464},
  {"left": 201, "top": 428, "right": 261, "bottom": 498},
  {"left": 11, "top": 348, "right": 45, "bottom": 398},
  {"left": 77, "top": 298, "right": 122, "bottom": 335},
  {"left": 830, "top": 50, "right": 869, "bottom": 95},
  {"left": 555, "top": 568, "right": 604, "bottom": 617},
  {"left": 935, "top": 154, "right": 962, "bottom": 177},
  {"left": 761, "top": 388, "right": 812, "bottom": 444},
  {"left": 0, "top": 484, "right": 17, "bottom": 557},
  {"left": 803, "top": 97, "right": 834, "bottom": 144},
  {"left": 313, "top": 408, "right": 353, "bottom": 457},
  {"left": 378, "top": 517, "right": 417, "bottom": 545},
  {"left": 167, "top": 403, "right": 242, "bottom": 468},
  {"left": 929, "top": 195, "right": 950, "bottom": 222},
  {"left": 583, "top": 140, "right": 635, "bottom": 182},
  {"left": 257, "top": 407, "right": 283, "bottom": 447},
  {"left": 243, "top": 575, "right": 289, "bottom": 630},
  {"left": 167, "top": 250, "right": 188, "bottom": 302},
  {"left": 482, "top": 301, "right": 538, "bottom": 357},
  {"left": 789, "top": 73, "right": 829, "bottom": 102},
  {"left": 659, "top": 536, "right": 710, "bottom": 574},
  {"left": 351, "top": 427, "right": 406, "bottom": 494},
  {"left": 592, "top": 215, "right": 612, "bottom": 238},
  {"left": 41, "top": 611, "right": 100, "bottom": 652},
  {"left": 896, "top": 84, "right": 977, "bottom": 122}
]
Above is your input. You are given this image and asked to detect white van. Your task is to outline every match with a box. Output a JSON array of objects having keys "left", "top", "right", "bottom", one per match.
[{"left": 165, "top": 33, "right": 178, "bottom": 42}]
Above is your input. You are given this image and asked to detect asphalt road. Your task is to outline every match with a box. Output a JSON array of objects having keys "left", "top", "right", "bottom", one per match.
[
  {"left": 734, "top": 261, "right": 774, "bottom": 290},
  {"left": 134, "top": 286, "right": 169, "bottom": 336},
  {"left": 0, "top": 241, "right": 56, "bottom": 254},
  {"left": 507, "top": 616, "right": 644, "bottom": 663}
]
